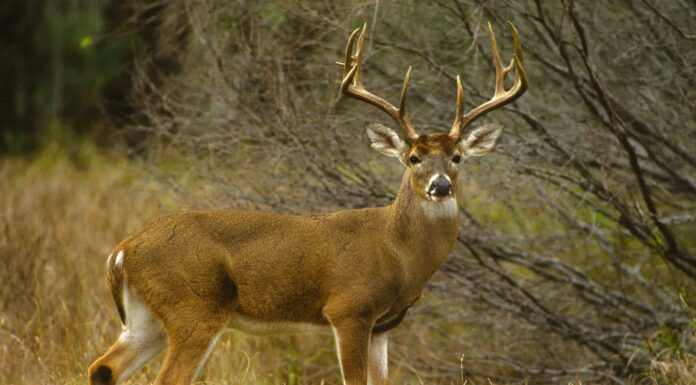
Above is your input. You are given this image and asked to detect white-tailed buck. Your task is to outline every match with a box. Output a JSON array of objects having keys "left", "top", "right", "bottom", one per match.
[{"left": 88, "top": 21, "right": 526, "bottom": 385}]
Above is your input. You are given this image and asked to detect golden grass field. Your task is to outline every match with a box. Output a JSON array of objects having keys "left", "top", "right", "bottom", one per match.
[
  {"left": 1, "top": 145, "right": 340, "bottom": 385},
  {"left": 1, "top": 144, "right": 694, "bottom": 384}
]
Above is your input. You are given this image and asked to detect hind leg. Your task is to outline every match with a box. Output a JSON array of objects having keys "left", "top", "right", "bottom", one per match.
[
  {"left": 144, "top": 285, "right": 229, "bottom": 385},
  {"left": 153, "top": 324, "right": 223, "bottom": 385},
  {"left": 88, "top": 332, "right": 166, "bottom": 385},
  {"left": 88, "top": 283, "right": 167, "bottom": 385}
]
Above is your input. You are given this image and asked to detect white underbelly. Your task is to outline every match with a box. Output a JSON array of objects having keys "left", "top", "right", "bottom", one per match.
[{"left": 227, "top": 314, "right": 330, "bottom": 336}]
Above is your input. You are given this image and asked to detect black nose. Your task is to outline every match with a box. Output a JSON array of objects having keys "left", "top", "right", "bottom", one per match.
[{"left": 428, "top": 177, "right": 452, "bottom": 197}]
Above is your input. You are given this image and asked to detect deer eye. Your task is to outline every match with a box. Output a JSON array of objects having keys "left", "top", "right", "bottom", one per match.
[
  {"left": 452, "top": 155, "right": 462, "bottom": 164},
  {"left": 409, "top": 155, "right": 421, "bottom": 165}
]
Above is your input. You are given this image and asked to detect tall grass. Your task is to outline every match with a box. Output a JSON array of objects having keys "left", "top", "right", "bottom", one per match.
[
  {"left": 1, "top": 144, "right": 169, "bottom": 384},
  {"left": 0, "top": 145, "right": 342, "bottom": 384}
]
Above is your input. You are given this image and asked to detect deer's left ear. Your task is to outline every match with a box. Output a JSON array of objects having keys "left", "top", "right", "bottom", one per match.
[
  {"left": 459, "top": 123, "right": 503, "bottom": 157},
  {"left": 365, "top": 123, "right": 407, "bottom": 158}
]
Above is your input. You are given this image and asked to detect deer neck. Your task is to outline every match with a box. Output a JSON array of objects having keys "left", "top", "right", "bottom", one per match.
[{"left": 386, "top": 170, "right": 460, "bottom": 287}]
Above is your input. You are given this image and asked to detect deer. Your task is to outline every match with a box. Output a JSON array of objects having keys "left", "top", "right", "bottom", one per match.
[{"left": 87, "top": 21, "right": 527, "bottom": 385}]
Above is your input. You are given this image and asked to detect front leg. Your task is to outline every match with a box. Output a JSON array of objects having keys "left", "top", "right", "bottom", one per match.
[
  {"left": 368, "top": 332, "right": 388, "bottom": 385},
  {"left": 330, "top": 317, "right": 372, "bottom": 385}
]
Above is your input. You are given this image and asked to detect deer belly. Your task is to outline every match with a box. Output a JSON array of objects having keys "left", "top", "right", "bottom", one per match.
[{"left": 227, "top": 313, "right": 330, "bottom": 336}]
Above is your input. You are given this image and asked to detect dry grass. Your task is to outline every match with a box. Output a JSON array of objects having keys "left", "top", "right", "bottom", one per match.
[
  {"left": 639, "top": 354, "right": 696, "bottom": 385},
  {"left": 0, "top": 144, "right": 172, "bottom": 384},
  {"left": 1, "top": 144, "right": 694, "bottom": 384},
  {"left": 0, "top": 145, "right": 353, "bottom": 384}
]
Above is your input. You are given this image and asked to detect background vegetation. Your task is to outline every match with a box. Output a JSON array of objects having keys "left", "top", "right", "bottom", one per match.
[{"left": 1, "top": 1, "right": 694, "bottom": 384}]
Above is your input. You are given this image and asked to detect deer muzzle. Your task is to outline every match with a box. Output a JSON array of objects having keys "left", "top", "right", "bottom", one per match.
[{"left": 427, "top": 174, "right": 452, "bottom": 198}]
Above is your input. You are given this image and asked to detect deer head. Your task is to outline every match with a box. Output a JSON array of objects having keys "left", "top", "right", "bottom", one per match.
[{"left": 340, "top": 22, "right": 527, "bottom": 202}]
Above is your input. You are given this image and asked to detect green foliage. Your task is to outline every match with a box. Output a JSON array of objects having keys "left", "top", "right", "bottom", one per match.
[{"left": 2, "top": 0, "right": 135, "bottom": 154}]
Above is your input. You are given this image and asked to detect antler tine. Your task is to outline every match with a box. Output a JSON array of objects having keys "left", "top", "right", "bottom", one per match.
[
  {"left": 354, "top": 23, "right": 367, "bottom": 88},
  {"left": 449, "top": 21, "right": 528, "bottom": 140},
  {"left": 340, "top": 23, "right": 419, "bottom": 142},
  {"left": 451, "top": 75, "right": 464, "bottom": 132},
  {"left": 342, "top": 27, "right": 360, "bottom": 79},
  {"left": 399, "top": 65, "right": 412, "bottom": 118}
]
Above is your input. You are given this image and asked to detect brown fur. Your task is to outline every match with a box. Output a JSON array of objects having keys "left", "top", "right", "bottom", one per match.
[
  {"left": 85, "top": 120, "right": 514, "bottom": 385},
  {"left": 88, "top": 18, "right": 525, "bottom": 383},
  {"left": 87, "top": 132, "right": 474, "bottom": 385}
]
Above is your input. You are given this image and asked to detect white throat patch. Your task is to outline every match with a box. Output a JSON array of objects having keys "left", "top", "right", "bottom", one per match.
[{"left": 420, "top": 198, "right": 458, "bottom": 220}]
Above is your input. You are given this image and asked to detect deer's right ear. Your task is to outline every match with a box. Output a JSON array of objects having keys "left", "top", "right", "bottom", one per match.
[{"left": 365, "top": 123, "right": 406, "bottom": 158}]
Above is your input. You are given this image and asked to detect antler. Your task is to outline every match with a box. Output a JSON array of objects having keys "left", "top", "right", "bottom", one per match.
[
  {"left": 340, "top": 23, "right": 419, "bottom": 142},
  {"left": 449, "top": 22, "right": 528, "bottom": 140}
]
